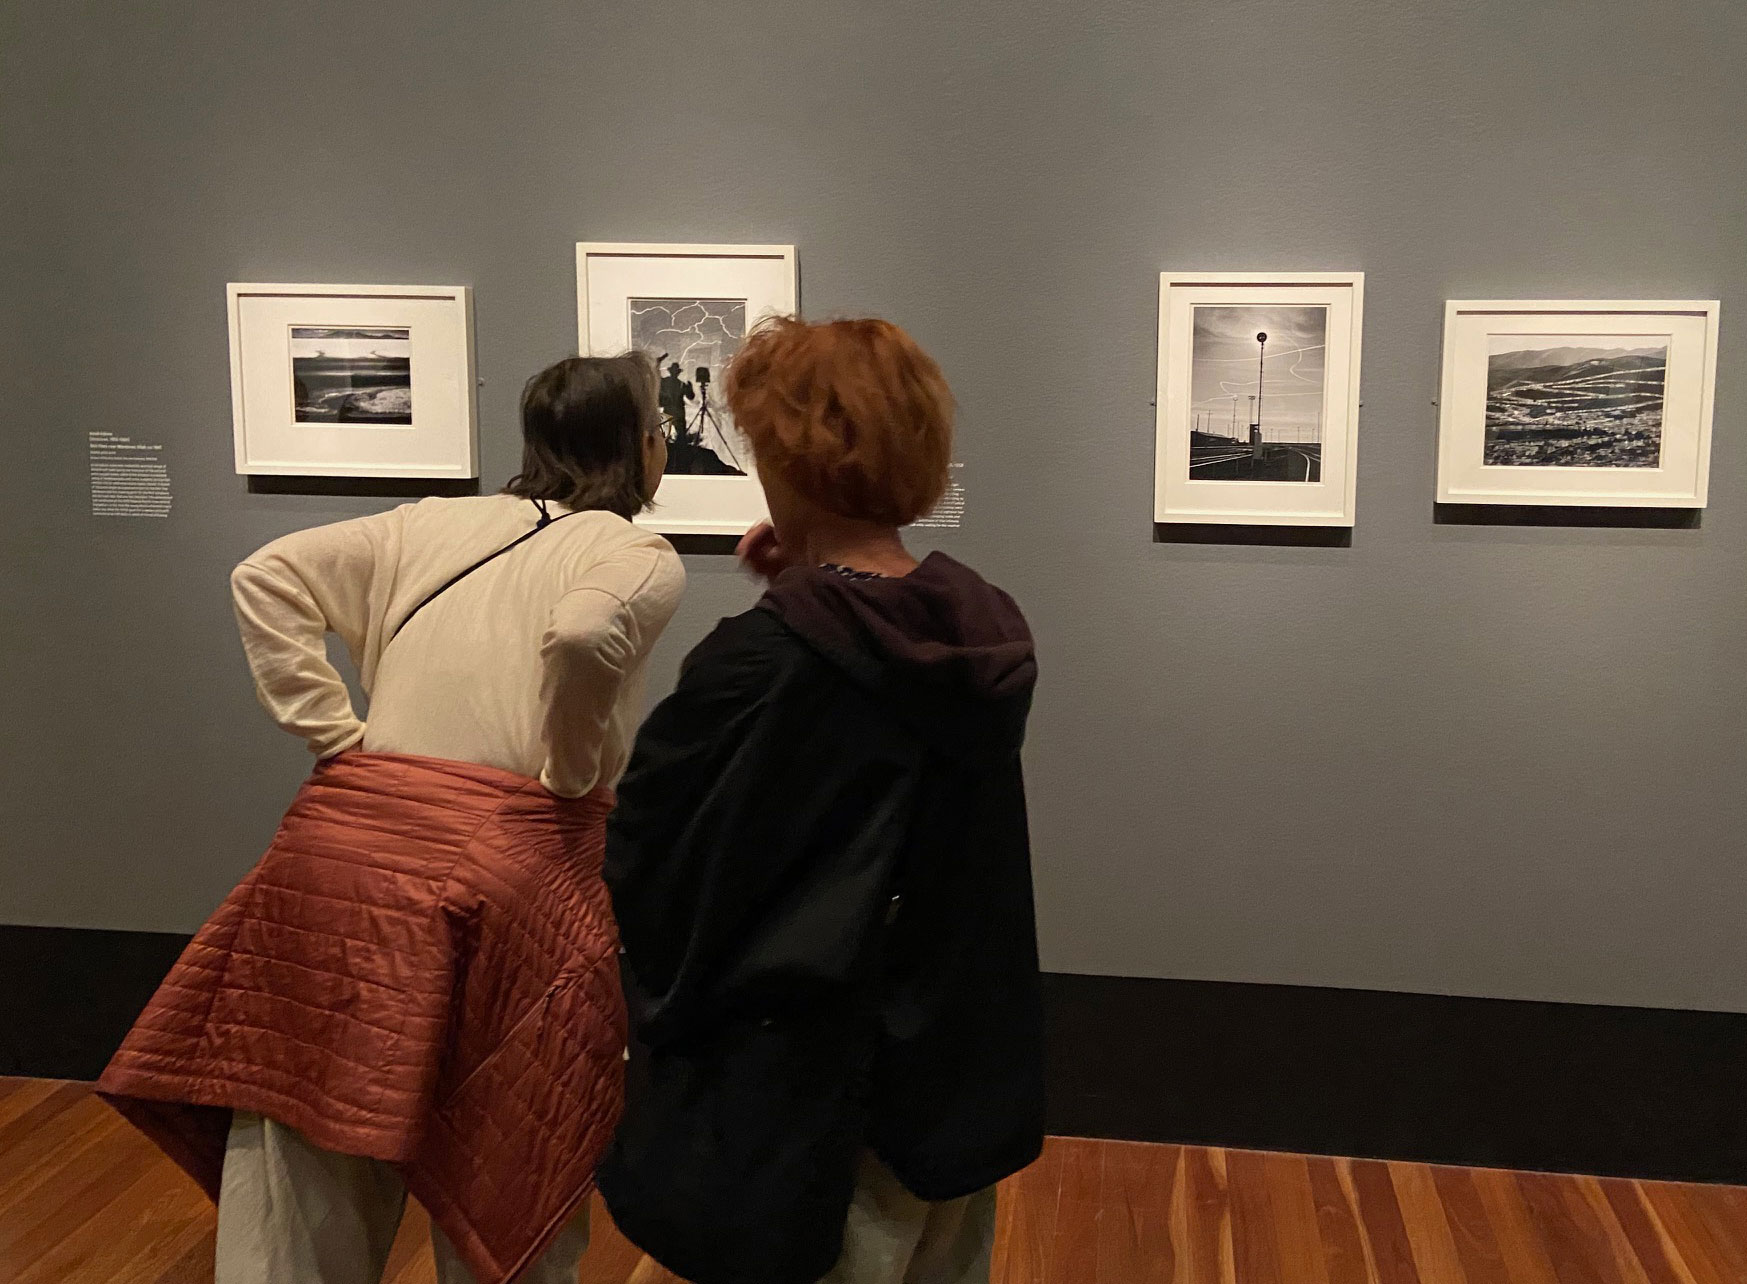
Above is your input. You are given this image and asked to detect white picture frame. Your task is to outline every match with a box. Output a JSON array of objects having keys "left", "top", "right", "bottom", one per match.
[
  {"left": 228, "top": 282, "right": 477, "bottom": 478},
  {"left": 576, "top": 241, "right": 797, "bottom": 536},
  {"left": 1437, "top": 299, "right": 1721, "bottom": 507},
  {"left": 1154, "top": 272, "right": 1364, "bottom": 527}
]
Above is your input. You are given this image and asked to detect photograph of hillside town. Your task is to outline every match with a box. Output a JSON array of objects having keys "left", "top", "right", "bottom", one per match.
[{"left": 1484, "top": 337, "right": 1668, "bottom": 468}]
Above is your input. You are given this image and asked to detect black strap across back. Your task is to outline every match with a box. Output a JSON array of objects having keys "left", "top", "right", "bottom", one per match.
[{"left": 388, "top": 499, "right": 580, "bottom": 644}]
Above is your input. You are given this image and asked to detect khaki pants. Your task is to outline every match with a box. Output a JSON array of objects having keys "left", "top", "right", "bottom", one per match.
[
  {"left": 817, "top": 1152, "right": 996, "bottom": 1284},
  {"left": 215, "top": 1112, "right": 590, "bottom": 1284}
]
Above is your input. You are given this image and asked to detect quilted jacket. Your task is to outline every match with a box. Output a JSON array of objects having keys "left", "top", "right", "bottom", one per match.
[{"left": 97, "top": 751, "right": 627, "bottom": 1284}]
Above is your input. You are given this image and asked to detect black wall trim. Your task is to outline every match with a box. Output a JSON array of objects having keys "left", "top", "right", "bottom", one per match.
[
  {"left": 1044, "top": 972, "right": 1747, "bottom": 1186},
  {"left": 0, "top": 925, "right": 192, "bottom": 1081},
  {"left": 6, "top": 926, "right": 1746, "bottom": 1184}
]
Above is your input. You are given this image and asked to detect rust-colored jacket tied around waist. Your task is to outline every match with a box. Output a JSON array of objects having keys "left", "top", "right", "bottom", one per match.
[{"left": 97, "top": 752, "right": 627, "bottom": 1284}]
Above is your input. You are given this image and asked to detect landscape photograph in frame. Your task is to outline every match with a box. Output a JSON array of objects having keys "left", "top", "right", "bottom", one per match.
[
  {"left": 1437, "top": 301, "right": 1720, "bottom": 508},
  {"left": 290, "top": 326, "right": 414, "bottom": 426},
  {"left": 1483, "top": 335, "right": 1668, "bottom": 469},
  {"left": 228, "top": 283, "right": 476, "bottom": 479}
]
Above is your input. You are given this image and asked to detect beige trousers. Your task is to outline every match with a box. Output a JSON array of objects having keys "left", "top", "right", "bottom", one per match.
[
  {"left": 215, "top": 1112, "right": 591, "bottom": 1284},
  {"left": 817, "top": 1152, "right": 996, "bottom": 1284}
]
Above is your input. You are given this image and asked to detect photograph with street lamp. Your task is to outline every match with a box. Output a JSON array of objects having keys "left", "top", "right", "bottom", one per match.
[
  {"left": 1188, "top": 305, "right": 1327, "bottom": 484},
  {"left": 1154, "top": 272, "right": 1364, "bottom": 526}
]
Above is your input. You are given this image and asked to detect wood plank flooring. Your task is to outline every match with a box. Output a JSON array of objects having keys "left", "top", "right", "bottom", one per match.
[{"left": 3, "top": 1078, "right": 1744, "bottom": 1282}]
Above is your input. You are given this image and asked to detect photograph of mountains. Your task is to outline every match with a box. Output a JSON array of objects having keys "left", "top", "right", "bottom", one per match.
[{"left": 1484, "top": 336, "right": 1668, "bottom": 468}]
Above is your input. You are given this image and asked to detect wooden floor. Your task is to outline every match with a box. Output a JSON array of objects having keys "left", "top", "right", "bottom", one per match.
[{"left": 4, "top": 1079, "right": 1746, "bottom": 1282}]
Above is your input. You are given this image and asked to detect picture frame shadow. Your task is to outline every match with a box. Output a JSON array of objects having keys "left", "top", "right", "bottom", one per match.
[
  {"left": 1432, "top": 503, "right": 1700, "bottom": 530},
  {"left": 246, "top": 476, "right": 480, "bottom": 499},
  {"left": 1153, "top": 522, "right": 1353, "bottom": 548},
  {"left": 665, "top": 533, "right": 743, "bottom": 556}
]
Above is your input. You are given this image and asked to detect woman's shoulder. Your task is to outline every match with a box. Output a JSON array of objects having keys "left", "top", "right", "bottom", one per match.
[
  {"left": 398, "top": 492, "right": 530, "bottom": 535},
  {"left": 551, "top": 509, "right": 684, "bottom": 595},
  {"left": 399, "top": 493, "right": 665, "bottom": 542},
  {"left": 675, "top": 607, "right": 804, "bottom": 692},
  {"left": 400, "top": 497, "right": 683, "bottom": 587},
  {"left": 568, "top": 508, "right": 678, "bottom": 557}
]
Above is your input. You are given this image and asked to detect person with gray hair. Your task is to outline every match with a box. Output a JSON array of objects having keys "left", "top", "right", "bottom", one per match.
[{"left": 99, "top": 354, "right": 685, "bottom": 1284}]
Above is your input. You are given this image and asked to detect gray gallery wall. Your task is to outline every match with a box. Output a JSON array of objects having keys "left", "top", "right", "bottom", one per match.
[{"left": 3, "top": 0, "right": 1744, "bottom": 1014}]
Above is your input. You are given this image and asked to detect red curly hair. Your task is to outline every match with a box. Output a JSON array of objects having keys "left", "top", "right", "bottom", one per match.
[{"left": 724, "top": 316, "right": 954, "bottom": 526}]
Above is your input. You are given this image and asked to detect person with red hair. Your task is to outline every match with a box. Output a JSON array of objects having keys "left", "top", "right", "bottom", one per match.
[{"left": 600, "top": 318, "right": 1045, "bottom": 1284}]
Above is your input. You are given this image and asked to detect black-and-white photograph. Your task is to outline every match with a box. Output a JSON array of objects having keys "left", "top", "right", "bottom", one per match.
[
  {"left": 1484, "top": 336, "right": 1667, "bottom": 468},
  {"left": 630, "top": 298, "right": 749, "bottom": 476},
  {"left": 1189, "top": 305, "right": 1326, "bottom": 483},
  {"left": 290, "top": 327, "right": 413, "bottom": 425}
]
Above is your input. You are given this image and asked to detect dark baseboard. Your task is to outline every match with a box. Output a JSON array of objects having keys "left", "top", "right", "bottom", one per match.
[
  {"left": 1044, "top": 972, "right": 1747, "bottom": 1185},
  {"left": 5, "top": 925, "right": 1745, "bottom": 1184},
  {"left": 0, "top": 925, "right": 192, "bottom": 1081}
]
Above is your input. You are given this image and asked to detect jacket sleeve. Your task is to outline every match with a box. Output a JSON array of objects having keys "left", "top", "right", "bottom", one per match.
[
  {"left": 229, "top": 507, "right": 406, "bottom": 757},
  {"left": 605, "top": 612, "right": 917, "bottom": 1049},
  {"left": 538, "top": 544, "right": 685, "bottom": 798}
]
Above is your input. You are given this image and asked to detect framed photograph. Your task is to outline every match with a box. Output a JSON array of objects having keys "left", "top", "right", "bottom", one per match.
[
  {"left": 228, "top": 283, "right": 477, "bottom": 478},
  {"left": 1154, "top": 272, "right": 1364, "bottom": 526},
  {"left": 577, "top": 242, "right": 798, "bottom": 535},
  {"left": 1437, "top": 300, "right": 1721, "bottom": 507}
]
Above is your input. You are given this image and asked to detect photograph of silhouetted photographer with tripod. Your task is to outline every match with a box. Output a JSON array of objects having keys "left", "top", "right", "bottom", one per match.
[{"left": 633, "top": 298, "right": 749, "bottom": 475}]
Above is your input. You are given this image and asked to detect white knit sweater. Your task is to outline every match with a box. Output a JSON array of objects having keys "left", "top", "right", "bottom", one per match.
[{"left": 230, "top": 493, "right": 686, "bottom": 797}]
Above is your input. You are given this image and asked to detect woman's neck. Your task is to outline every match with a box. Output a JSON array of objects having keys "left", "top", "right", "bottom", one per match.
[{"left": 798, "top": 521, "right": 919, "bottom": 578}]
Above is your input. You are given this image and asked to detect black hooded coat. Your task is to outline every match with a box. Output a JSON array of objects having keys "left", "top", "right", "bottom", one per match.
[{"left": 598, "top": 552, "right": 1044, "bottom": 1284}]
